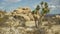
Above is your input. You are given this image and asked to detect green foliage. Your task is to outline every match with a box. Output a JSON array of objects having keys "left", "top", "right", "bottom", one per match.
[
  {"left": 32, "top": 5, "right": 40, "bottom": 14},
  {"left": 41, "top": 2, "right": 50, "bottom": 15},
  {"left": 32, "top": 10, "right": 36, "bottom": 14},
  {"left": 32, "top": 1, "right": 50, "bottom": 15},
  {"left": 36, "top": 5, "right": 40, "bottom": 10},
  {"left": 41, "top": 8, "right": 50, "bottom": 15},
  {"left": 41, "top": 1, "right": 44, "bottom": 5}
]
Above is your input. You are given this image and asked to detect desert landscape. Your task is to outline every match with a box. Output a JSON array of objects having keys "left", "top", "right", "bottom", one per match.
[{"left": 0, "top": 0, "right": 60, "bottom": 34}]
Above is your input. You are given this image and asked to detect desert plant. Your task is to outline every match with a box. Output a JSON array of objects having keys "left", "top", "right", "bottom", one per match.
[{"left": 39, "top": 1, "right": 50, "bottom": 26}]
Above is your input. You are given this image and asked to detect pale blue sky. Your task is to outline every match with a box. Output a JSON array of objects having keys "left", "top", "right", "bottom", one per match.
[{"left": 0, "top": 0, "right": 60, "bottom": 14}]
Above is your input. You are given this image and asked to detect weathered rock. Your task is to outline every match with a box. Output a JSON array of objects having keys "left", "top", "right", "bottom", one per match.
[{"left": 25, "top": 21, "right": 35, "bottom": 27}]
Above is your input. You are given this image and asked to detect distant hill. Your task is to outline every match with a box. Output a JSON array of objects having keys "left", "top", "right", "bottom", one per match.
[{"left": 45, "top": 14, "right": 60, "bottom": 17}]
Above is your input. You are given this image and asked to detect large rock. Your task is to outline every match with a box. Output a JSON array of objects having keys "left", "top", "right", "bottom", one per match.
[
  {"left": 28, "top": 13, "right": 34, "bottom": 21},
  {"left": 12, "top": 7, "right": 31, "bottom": 14},
  {"left": 44, "top": 25, "right": 60, "bottom": 34}
]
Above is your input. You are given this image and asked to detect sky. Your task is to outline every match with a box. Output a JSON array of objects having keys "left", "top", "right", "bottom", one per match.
[{"left": 0, "top": 0, "right": 60, "bottom": 14}]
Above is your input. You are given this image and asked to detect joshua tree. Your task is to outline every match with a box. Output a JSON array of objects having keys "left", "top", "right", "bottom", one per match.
[
  {"left": 32, "top": 2, "right": 50, "bottom": 28},
  {"left": 32, "top": 5, "right": 40, "bottom": 28},
  {"left": 39, "top": 2, "right": 50, "bottom": 26}
]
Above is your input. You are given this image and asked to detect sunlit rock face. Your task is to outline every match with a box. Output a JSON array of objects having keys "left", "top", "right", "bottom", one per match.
[
  {"left": 11, "top": 7, "right": 35, "bottom": 21},
  {"left": 25, "top": 21, "right": 35, "bottom": 27},
  {"left": 0, "top": 11, "right": 6, "bottom": 18},
  {"left": 12, "top": 7, "right": 31, "bottom": 15},
  {"left": 0, "top": 7, "right": 39, "bottom": 34}
]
